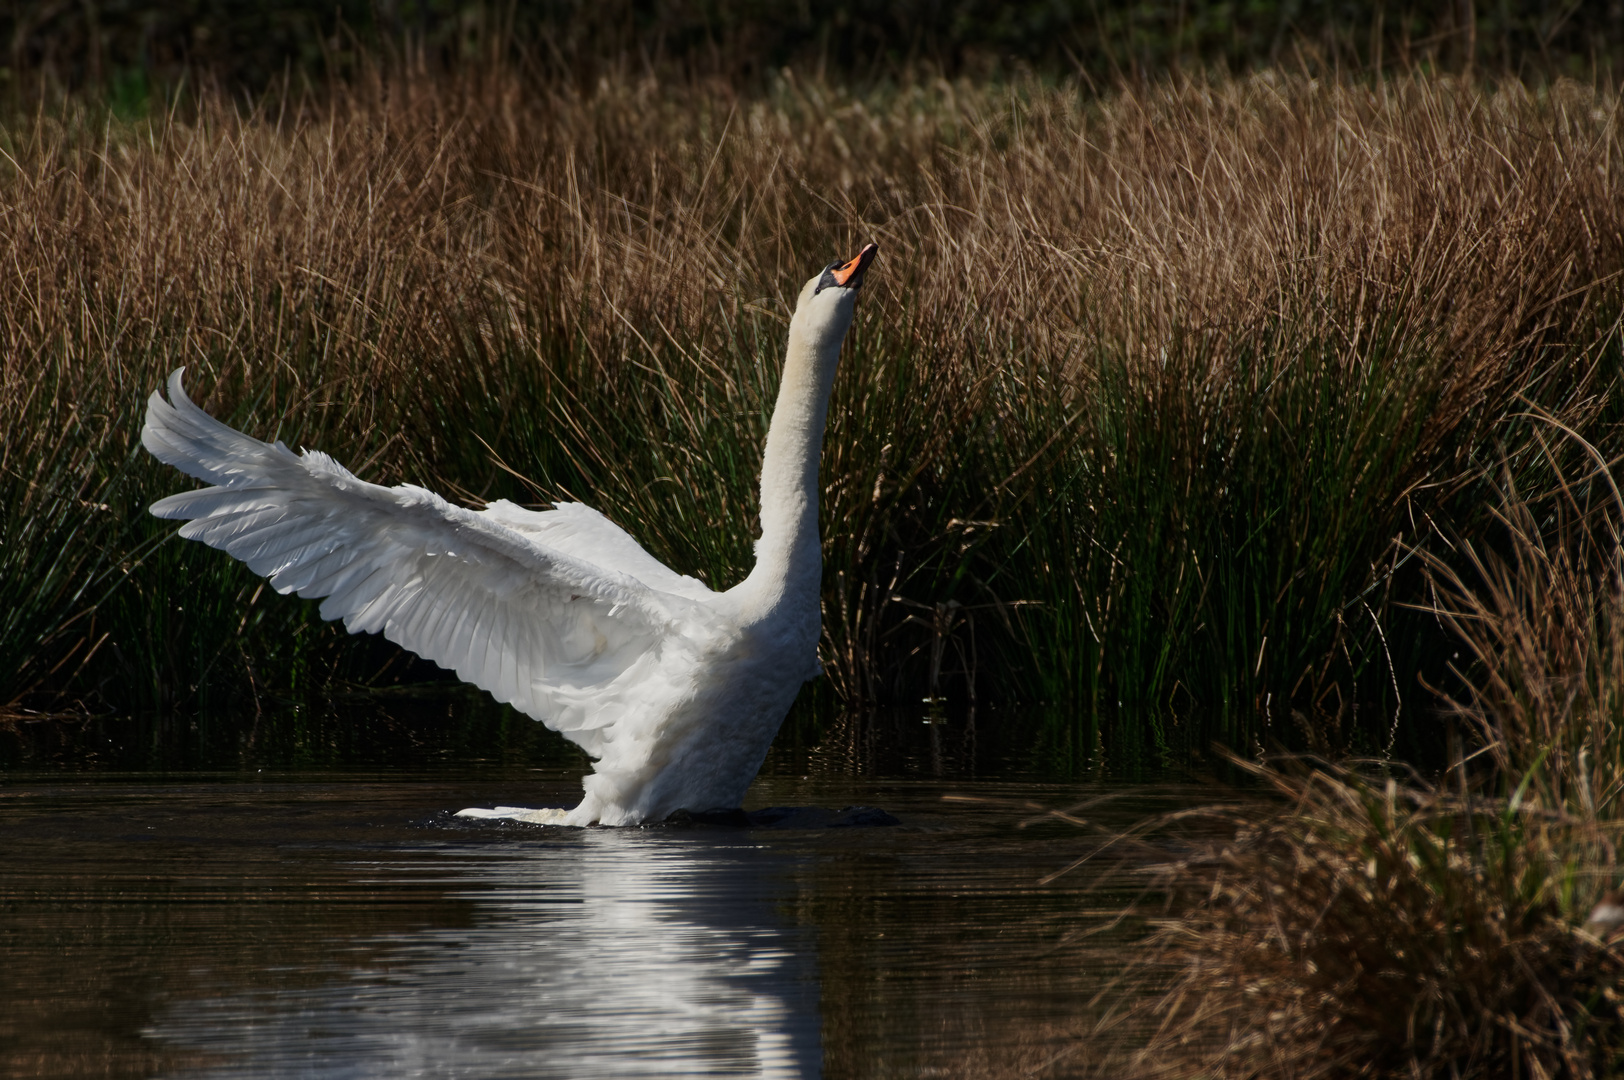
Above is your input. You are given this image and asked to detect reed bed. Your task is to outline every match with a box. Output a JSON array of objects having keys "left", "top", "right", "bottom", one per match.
[
  {"left": 1106, "top": 445, "right": 1624, "bottom": 1078},
  {"left": 2, "top": 64, "right": 1621, "bottom": 764},
  {"left": 1116, "top": 762, "right": 1624, "bottom": 1078}
]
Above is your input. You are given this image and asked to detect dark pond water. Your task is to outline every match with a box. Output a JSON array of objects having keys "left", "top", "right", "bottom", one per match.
[{"left": 0, "top": 765, "right": 1193, "bottom": 1079}]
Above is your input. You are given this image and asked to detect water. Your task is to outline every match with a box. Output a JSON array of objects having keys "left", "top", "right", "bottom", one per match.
[{"left": 0, "top": 767, "right": 1187, "bottom": 1078}]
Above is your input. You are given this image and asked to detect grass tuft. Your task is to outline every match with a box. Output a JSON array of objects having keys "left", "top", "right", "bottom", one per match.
[
  {"left": 1114, "top": 433, "right": 1624, "bottom": 1077},
  {"left": 1126, "top": 757, "right": 1624, "bottom": 1078}
]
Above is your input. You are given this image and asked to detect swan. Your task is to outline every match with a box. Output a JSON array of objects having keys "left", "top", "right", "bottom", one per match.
[{"left": 141, "top": 243, "right": 877, "bottom": 825}]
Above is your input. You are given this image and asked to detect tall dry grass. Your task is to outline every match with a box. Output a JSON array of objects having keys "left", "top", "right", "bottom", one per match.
[
  {"left": 1424, "top": 433, "right": 1624, "bottom": 826},
  {"left": 1117, "top": 761, "right": 1624, "bottom": 1078},
  {"left": 2, "top": 63, "right": 1621, "bottom": 761},
  {"left": 1104, "top": 440, "right": 1624, "bottom": 1078}
]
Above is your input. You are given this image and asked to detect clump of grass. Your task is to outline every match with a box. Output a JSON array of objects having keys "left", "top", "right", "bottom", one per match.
[
  {"left": 2, "top": 65, "right": 1621, "bottom": 762},
  {"left": 1124, "top": 759, "right": 1624, "bottom": 1078},
  {"left": 1422, "top": 427, "right": 1624, "bottom": 826},
  {"left": 1113, "top": 437, "right": 1624, "bottom": 1077}
]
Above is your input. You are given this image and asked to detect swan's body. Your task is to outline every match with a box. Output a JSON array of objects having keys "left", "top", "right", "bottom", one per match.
[{"left": 141, "top": 244, "right": 876, "bottom": 825}]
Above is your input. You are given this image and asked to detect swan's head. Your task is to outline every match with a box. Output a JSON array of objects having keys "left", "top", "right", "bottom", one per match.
[{"left": 792, "top": 243, "right": 878, "bottom": 343}]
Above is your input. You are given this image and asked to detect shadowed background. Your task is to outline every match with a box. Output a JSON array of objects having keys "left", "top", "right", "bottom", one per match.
[{"left": 8, "top": 0, "right": 1624, "bottom": 97}]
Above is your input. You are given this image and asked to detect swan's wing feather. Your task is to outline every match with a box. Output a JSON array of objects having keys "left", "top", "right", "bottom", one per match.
[
  {"left": 479, "top": 499, "right": 717, "bottom": 602},
  {"left": 141, "top": 370, "right": 714, "bottom": 734}
]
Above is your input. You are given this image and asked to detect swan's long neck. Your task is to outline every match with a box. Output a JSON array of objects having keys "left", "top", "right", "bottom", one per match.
[{"left": 735, "top": 300, "right": 850, "bottom": 617}]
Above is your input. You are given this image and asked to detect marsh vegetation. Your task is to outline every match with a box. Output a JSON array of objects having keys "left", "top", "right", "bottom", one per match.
[
  {"left": 5, "top": 21, "right": 1624, "bottom": 1073},
  {"left": 6, "top": 62, "right": 1622, "bottom": 762}
]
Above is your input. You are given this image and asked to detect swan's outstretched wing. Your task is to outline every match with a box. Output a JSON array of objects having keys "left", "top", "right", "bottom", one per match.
[
  {"left": 478, "top": 500, "right": 717, "bottom": 603},
  {"left": 141, "top": 370, "right": 718, "bottom": 742}
]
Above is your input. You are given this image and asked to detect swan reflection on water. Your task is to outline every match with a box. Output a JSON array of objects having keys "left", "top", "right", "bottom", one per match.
[{"left": 148, "top": 828, "right": 820, "bottom": 1079}]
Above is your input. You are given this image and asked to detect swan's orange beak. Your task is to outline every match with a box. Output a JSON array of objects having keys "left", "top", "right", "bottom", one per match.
[{"left": 830, "top": 243, "right": 879, "bottom": 289}]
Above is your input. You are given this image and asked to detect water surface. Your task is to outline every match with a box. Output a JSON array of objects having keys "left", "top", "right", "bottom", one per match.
[{"left": 1, "top": 768, "right": 1184, "bottom": 1078}]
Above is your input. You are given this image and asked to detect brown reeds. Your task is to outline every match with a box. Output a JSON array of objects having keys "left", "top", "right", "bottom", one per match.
[
  {"left": 2, "top": 64, "right": 1621, "bottom": 756},
  {"left": 1120, "top": 759, "right": 1624, "bottom": 1079},
  {"left": 1112, "top": 435, "right": 1624, "bottom": 1078},
  {"left": 1423, "top": 430, "right": 1624, "bottom": 827}
]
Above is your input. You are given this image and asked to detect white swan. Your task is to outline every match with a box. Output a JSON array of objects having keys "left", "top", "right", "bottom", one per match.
[{"left": 141, "top": 243, "right": 877, "bottom": 825}]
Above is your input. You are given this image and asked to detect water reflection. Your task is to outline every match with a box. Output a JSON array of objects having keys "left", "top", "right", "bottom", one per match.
[
  {"left": 0, "top": 773, "right": 1168, "bottom": 1079},
  {"left": 152, "top": 830, "right": 819, "bottom": 1079}
]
